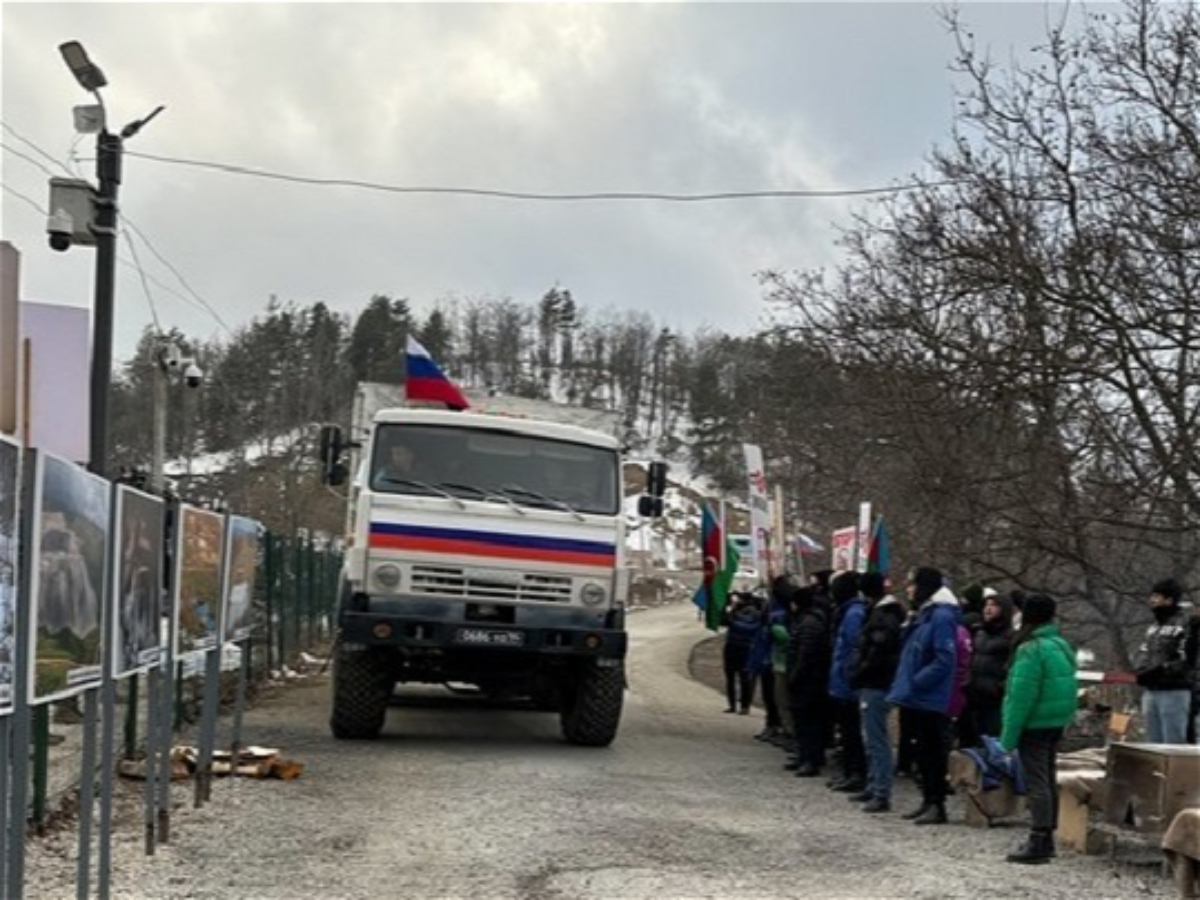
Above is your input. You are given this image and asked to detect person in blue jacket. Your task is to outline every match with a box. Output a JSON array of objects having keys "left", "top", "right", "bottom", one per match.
[
  {"left": 887, "top": 566, "right": 961, "bottom": 825},
  {"left": 827, "top": 571, "right": 868, "bottom": 793},
  {"left": 748, "top": 589, "right": 783, "bottom": 741}
]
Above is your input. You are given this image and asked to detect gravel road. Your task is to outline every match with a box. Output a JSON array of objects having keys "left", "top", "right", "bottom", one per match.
[{"left": 23, "top": 602, "right": 1177, "bottom": 900}]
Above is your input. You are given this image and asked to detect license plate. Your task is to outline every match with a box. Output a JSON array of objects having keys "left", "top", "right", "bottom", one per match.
[{"left": 454, "top": 628, "right": 526, "bottom": 647}]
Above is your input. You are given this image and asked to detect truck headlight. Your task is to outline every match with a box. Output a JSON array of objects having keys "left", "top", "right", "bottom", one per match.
[
  {"left": 580, "top": 582, "right": 607, "bottom": 606},
  {"left": 373, "top": 564, "right": 401, "bottom": 589}
]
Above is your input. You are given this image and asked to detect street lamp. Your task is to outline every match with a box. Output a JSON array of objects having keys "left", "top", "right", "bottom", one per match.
[
  {"left": 59, "top": 41, "right": 108, "bottom": 92},
  {"left": 56, "top": 41, "right": 163, "bottom": 477}
]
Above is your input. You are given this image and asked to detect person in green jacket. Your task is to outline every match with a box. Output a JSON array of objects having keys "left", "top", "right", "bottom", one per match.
[{"left": 1000, "top": 593, "right": 1079, "bottom": 864}]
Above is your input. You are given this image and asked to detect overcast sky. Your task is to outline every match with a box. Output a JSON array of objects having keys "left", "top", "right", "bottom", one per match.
[{"left": 1, "top": 2, "right": 1075, "bottom": 360}]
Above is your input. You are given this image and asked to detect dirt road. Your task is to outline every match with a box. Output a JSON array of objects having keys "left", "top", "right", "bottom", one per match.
[{"left": 23, "top": 602, "right": 1174, "bottom": 899}]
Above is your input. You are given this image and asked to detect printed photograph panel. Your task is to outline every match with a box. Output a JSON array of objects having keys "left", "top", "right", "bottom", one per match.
[
  {"left": 0, "top": 435, "right": 19, "bottom": 715},
  {"left": 30, "top": 454, "right": 111, "bottom": 703},
  {"left": 175, "top": 506, "right": 224, "bottom": 655},
  {"left": 222, "top": 516, "right": 259, "bottom": 643},
  {"left": 113, "top": 486, "right": 165, "bottom": 677}
]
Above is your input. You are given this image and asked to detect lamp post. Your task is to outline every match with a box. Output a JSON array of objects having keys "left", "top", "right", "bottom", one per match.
[{"left": 58, "top": 41, "right": 163, "bottom": 477}]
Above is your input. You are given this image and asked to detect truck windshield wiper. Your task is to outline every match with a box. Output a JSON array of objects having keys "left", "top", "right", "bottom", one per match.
[
  {"left": 437, "top": 482, "right": 528, "bottom": 516},
  {"left": 500, "top": 484, "right": 585, "bottom": 521},
  {"left": 377, "top": 477, "right": 467, "bottom": 509}
]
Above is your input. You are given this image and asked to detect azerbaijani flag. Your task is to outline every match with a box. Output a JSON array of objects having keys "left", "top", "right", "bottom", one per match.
[
  {"left": 404, "top": 336, "right": 470, "bottom": 411},
  {"left": 866, "top": 516, "right": 891, "bottom": 576},
  {"left": 692, "top": 502, "right": 740, "bottom": 631}
]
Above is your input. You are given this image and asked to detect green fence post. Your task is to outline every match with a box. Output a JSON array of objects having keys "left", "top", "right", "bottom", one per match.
[
  {"left": 304, "top": 540, "right": 314, "bottom": 652},
  {"left": 31, "top": 705, "right": 49, "bottom": 830},
  {"left": 264, "top": 532, "right": 276, "bottom": 675},
  {"left": 291, "top": 534, "right": 303, "bottom": 667},
  {"left": 124, "top": 674, "right": 139, "bottom": 760}
]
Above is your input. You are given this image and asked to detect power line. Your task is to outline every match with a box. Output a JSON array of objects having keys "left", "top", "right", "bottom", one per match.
[
  {"left": 0, "top": 121, "right": 73, "bottom": 177},
  {"left": 0, "top": 141, "right": 62, "bottom": 180},
  {"left": 122, "top": 148, "right": 952, "bottom": 202},
  {"left": 122, "top": 227, "right": 164, "bottom": 335},
  {"left": 0, "top": 120, "right": 234, "bottom": 336},
  {"left": 1, "top": 181, "right": 49, "bottom": 216},
  {"left": 2, "top": 175, "right": 224, "bottom": 326},
  {"left": 121, "top": 220, "right": 233, "bottom": 333}
]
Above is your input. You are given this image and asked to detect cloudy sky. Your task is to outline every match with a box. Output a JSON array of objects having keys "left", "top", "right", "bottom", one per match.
[{"left": 1, "top": 2, "right": 1074, "bottom": 360}]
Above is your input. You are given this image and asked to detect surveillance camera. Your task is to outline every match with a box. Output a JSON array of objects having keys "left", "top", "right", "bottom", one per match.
[
  {"left": 183, "top": 361, "right": 204, "bottom": 389},
  {"left": 47, "top": 209, "right": 73, "bottom": 252}
]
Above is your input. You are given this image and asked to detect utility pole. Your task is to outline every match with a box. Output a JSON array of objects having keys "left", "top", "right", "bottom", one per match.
[
  {"left": 56, "top": 41, "right": 163, "bottom": 477},
  {"left": 90, "top": 129, "right": 121, "bottom": 477}
]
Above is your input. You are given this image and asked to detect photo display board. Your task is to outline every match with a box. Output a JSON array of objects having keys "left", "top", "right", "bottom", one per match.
[
  {"left": 173, "top": 505, "right": 225, "bottom": 655},
  {"left": 112, "top": 484, "right": 165, "bottom": 678},
  {"left": 0, "top": 434, "right": 20, "bottom": 715},
  {"left": 28, "top": 452, "right": 111, "bottom": 703},
  {"left": 222, "top": 515, "right": 259, "bottom": 643}
]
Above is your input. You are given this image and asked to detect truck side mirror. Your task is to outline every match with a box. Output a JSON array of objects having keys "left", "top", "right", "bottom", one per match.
[
  {"left": 318, "top": 424, "right": 345, "bottom": 485},
  {"left": 637, "top": 495, "right": 664, "bottom": 518},
  {"left": 646, "top": 461, "right": 668, "bottom": 498}
]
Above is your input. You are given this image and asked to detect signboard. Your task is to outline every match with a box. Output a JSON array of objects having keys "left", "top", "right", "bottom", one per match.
[
  {"left": 112, "top": 485, "right": 165, "bottom": 677},
  {"left": 221, "top": 515, "right": 259, "bottom": 643},
  {"left": 855, "top": 501, "right": 873, "bottom": 573},
  {"left": 21, "top": 301, "right": 90, "bottom": 463},
  {"left": 174, "top": 505, "right": 225, "bottom": 655},
  {"left": 0, "top": 434, "right": 19, "bottom": 714},
  {"left": 28, "top": 452, "right": 111, "bottom": 703},
  {"left": 742, "top": 443, "right": 772, "bottom": 580},
  {"left": 831, "top": 526, "right": 856, "bottom": 572}
]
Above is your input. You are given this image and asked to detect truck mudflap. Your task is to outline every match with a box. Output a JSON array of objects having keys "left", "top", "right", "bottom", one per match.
[{"left": 338, "top": 596, "right": 627, "bottom": 658}]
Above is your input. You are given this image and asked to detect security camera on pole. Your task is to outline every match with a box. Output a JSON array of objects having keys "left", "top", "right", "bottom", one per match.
[
  {"left": 151, "top": 340, "right": 204, "bottom": 495},
  {"left": 53, "top": 41, "right": 164, "bottom": 477}
]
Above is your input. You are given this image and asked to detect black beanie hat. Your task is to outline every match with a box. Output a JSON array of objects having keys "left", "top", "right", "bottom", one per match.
[
  {"left": 911, "top": 567, "right": 943, "bottom": 605},
  {"left": 1022, "top": 593, "right": 1056, "bottom": 625},
  {"left": 1152, "top": 578, "right": 1182, "bottom": 603}
]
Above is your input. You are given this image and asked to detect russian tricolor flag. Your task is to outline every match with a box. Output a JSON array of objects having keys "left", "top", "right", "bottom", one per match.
[{"left": 404, "top": 336, "right": 470, "bottom": 411}]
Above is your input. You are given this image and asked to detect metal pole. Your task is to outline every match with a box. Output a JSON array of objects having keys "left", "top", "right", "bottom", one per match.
[
  {"left": 150, "top": 356, "right": 166, "bottom": 493},
  {"left": 0, "top": 716, "right": 10, "bottom": 892},
  {"left": 142, "top": 670, "right": 158, "bottom": 856},
  {"left": 30, "top": 706, "right": 47, "bottom": 831},
  {"left": 97, "top": 482, "right": 120, "bottom": 900},
  {"left": 87, "top": 129, "right": 122, "bottom": 477},
  {"left": 6, "top": 449, "right": 36, "bottom": 900},
  {"left": 230, "top": 638, "right": 249, "bottom": 768},
  {"left": 195, "top": 649, "right": 220, "bottom": 808},
  {"left": 96, "top": 673, "right": 117, "bottom": 900},
  {"left": 76, "top": 689, "right": 99, "bottom": 900},
  {"left": 124, "top": 674, "right": 139, "bottom": 760}
]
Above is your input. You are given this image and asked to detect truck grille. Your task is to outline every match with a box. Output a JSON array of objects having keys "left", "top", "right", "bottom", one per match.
[{"left": 410, "top": 565, "right": 574, "bottom": 603}]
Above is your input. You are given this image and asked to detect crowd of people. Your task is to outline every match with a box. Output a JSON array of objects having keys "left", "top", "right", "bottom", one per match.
[{"left": 719, "top": 569, "right": 1200, "bottom": 865}]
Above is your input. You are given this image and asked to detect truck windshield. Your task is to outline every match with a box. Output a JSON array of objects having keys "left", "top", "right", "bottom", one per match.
[{"left": 370, "top": 424, "right": 620, "bottom": 515}]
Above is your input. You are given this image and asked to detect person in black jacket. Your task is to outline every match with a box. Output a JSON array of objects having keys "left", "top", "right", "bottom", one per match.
[
  {"left": 722, "top": 593, "right": 762, "bottom": 714},
  {"left": 786, "top": 586, "right": 833, "bottom": 777},
  {"left": 851, "top": 571, "right": 905, "bottom": 812},
  {"left": 1135, "top": 578, "right": 1192, "bottom": 744},
  {"left": 960, "top": 590, "right": 1015, "bottom": 748},
  {"left": 1186, "top": 604, "right": 1200, "bottom": 744}
]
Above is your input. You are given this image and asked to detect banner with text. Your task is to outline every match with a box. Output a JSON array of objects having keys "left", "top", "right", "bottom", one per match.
[{"left": 742, "top": 443, "right": 772, "bottom": 580}]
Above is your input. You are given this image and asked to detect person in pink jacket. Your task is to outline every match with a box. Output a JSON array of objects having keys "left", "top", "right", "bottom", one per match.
[{"left": 948, "top": 621, "right": 974, "bottom": 726}]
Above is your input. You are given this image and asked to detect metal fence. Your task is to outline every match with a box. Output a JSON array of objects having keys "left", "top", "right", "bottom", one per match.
[{"left": 27, "top": 529, "right": 343, "bottom": 833}]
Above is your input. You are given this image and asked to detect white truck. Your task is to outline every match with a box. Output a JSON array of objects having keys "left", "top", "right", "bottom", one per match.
[{"left": 318, "top": 384, "right": 665, "bottom": 746}]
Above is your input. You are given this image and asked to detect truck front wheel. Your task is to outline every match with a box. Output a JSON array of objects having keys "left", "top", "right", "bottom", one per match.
[
  {"left": 330, "top": 646, "right": 393, "bottom": 739},
  {"left": 560, "top": 661, "right": 624, "bottom": 747}
]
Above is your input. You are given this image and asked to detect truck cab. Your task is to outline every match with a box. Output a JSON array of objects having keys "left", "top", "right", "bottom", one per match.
[{"left": 322, "top": 404, "right": 648, "bottom": 746}]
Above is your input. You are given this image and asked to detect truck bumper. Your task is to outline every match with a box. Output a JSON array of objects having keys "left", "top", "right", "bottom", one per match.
[{"left": 338, "top": 595, "right": 627, "bottom": 659}]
